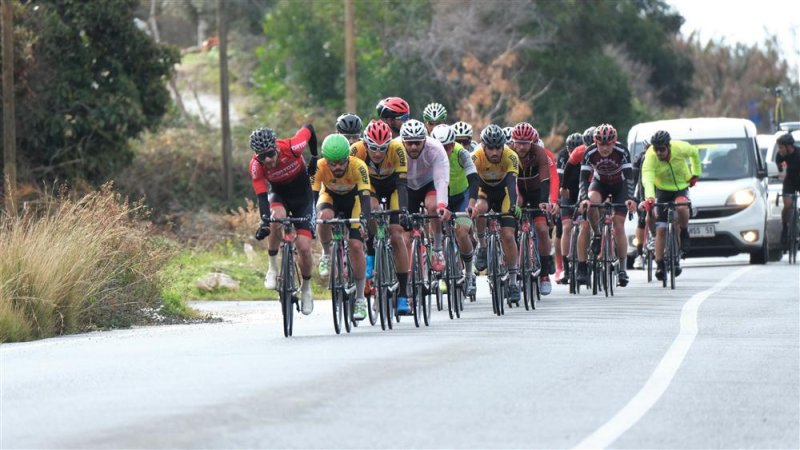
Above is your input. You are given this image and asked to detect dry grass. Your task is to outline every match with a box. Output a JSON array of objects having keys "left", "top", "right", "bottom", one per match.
[{"left": 0, "top": 184, "right": 180, "bottom": 343}]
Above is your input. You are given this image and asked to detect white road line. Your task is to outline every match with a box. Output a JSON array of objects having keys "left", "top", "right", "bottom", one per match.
[{"left": 573, "top": 265, "right": 754, "bottom": 450}]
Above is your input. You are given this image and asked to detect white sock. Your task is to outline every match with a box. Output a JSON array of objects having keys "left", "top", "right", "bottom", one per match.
[
  {"left": 356, "top": 278, "right": 366, "bottom": 299},
  {"left": 269, "top": 253, "right": 278, "bottom": 272},
  {"left": 302, "top": 278, "right": 312, "bottom": 292}
]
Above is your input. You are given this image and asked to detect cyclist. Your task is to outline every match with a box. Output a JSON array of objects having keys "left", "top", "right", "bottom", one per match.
[
  {"left": 640, "top": 130, "right": 701, "bottom": 280},
  {"left": 631, "top": 144, "right": 650, "bottom": 270},
  {"left": 472, "top": 124, "right": 522, "bottom": 303},
  {"left": 453, "top": 121, "right": 478, "bottom": 152},
  {"left": 431, "top": 123, "right": 480, "bottom": 296},
  {"left": 376, "top": 97, "right": 410, "bottom": 138},
  {"left": 313, "top": 134, "right": 373, "bottom": 320},
  {"left": 249, "top": 125, "right": 318, "bottom": 315},
  {"left": 510, "top": 122, "right": 557, "bottom": 295},
  {"left": 350, "top": 119, "right": 412, "bottom": 314},
  {"left": 402, "top": 119, "right": 451, "bottom": 277},
  {"left": 776, "top": 133, "right": 800, "bottom": 247},
  {"left": 576, "top": 124, "right": 637, "bottom": 287},
  {"left": 423, "top": 102, "right": 448, "bottom": 134},
  {"left": 556, "top": 132, "right": 584, "bottom": 284},
  {"left": 563, "top": 126, "right": 596, "bottom": 285},
  {"left": 336, "top": 112, "right": 363, "bottom": 145}
]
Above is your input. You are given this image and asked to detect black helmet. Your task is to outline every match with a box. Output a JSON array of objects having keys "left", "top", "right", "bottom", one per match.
[
  {"left": 336, "top": 112, "right": 362, "bottom": 135},
  {"left": 582, "top": 126, "right": 596, "bottom": 146},
  {"left": 650, "top": 130, "right": 671, "bottom": 147},
  {"left": 566, "top": 132, "right": 584, "bottom": 151},
  {"left": 480, "top": 124, "right": 506, "bottom": 148},
  {"left": 777, "top": 133, "right": 796, "bottom": 146},
  {"left": 249, "top": 127, "right": 277, "bottom": 152}
]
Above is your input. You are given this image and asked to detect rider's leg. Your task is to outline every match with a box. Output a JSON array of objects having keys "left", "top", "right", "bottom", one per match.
[
  {"left": 424, "top": 193, "right": 443, "bottom": 250},
  {"left": 389, "top": 223, "right": 409, "bottom": 298}
]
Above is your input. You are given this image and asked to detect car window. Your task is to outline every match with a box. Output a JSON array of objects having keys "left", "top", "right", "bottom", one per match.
[{"left": 688, "top": 138, "right": 754, "bottom": 180}]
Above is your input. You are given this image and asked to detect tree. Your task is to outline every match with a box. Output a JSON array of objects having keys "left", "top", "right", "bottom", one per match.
[{"left": 0, "top": 0, "right": 179, "bottom": 183}]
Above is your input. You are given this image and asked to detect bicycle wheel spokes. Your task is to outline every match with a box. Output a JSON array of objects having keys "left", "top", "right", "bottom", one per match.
[
  {"left": 411, "top": 239, "right": 423, "bottom": 328},
  {"left": 331, "top": 243, "right": 343, "bottom": 334},
  {"left": 280, "top": 244, "right": 295, "bottom": 337}
]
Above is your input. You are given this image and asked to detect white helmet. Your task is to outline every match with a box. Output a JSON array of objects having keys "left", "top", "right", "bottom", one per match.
[
  {"left": 431, "top": 124, "right": 456, "bottom": 145},
  {"left": 452, "top": 121, "right": 473, "bottom": 139},
  {"left": 423, "top": 102, "right": 448, "bottom": 122},
  {"left": 400, "top": 119, "right": 428, "bottom": 140}
]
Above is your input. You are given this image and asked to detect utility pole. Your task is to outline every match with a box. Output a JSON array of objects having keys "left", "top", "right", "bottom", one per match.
[
  {"left": 217, "top": 0, "right": 232, "bottom": 204},
  {"left": 344, "top": 0, "right": 356, "bottom": 112},
  {"left": 2, "top": 0, "right": 16, "bottom": 213}
]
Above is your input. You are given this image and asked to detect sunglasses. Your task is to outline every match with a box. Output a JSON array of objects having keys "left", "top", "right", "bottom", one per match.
[
  {"left": 654, "top": 145, "right": 669, "bottom": 153},
  {"left": 403, "top": 139, "right": 425, "bottom": 146},
  {"left": 367, "top": 143, "right": 389, "bottom": 153},
  {"left": 256, "top": 148, "right": 277, "bottom": 161}
]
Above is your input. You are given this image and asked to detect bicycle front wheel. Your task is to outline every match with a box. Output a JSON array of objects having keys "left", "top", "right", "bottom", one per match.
[
  {"left": 375, "top": 244, "right": 389, "bottom": 330},
  {"left": 330, "top": 243, "right": 344, "bottom": 334},
  {"left": 520, "top": 232, "right": 533, "bottom": 311},
  {"left": 411, "top": 238, "right": 424, "bottom": 328},
  {"left": 668, "top": 224, "right": 676, "bottom": 290},
  {"left": 280, "top": 244, "right": 295, "bottom": 337}
]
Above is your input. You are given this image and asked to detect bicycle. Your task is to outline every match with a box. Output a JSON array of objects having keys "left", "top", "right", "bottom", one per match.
[
  {"left": 316, "top": 215, "right": 362, "bottom": 334},
  {"left": 777, "top": 192, "right": 799, "bottom": 264},
  {"left": 518, "top": 207, "right": 542, "bottom": 310},
  {"left": 371, "top": 208, "right": 401, "bottom": 330},
  {"left": 264, "top": 216, "right": 309, "bottom": 337},
  {"left": 440, "top": 211, "right": 470, "bottom": 319},
  {"left": 480, "top": 211, "right": 509, "bottom": 316},
  {"left": 561, "top": 202, "right": 584, "bottom": 295},
  {"left": 653, "top": 201, "right": 690, "bottom": 290},
  {"left": 586, "top": 201, "right": 630, "bottom": 297},
  {"left": 644, "top": 225, "right": 656, "bottom": 283},
  {"left": 407, "top": 211, "right": 439, "bottom": 327}
]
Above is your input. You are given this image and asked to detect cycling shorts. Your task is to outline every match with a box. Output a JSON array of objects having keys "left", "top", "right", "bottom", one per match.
[
  {"left": 588, "top": 181, "right": 627, "bottom": 217},
  {"left": 655, "top": 188, "right": 689, "bottom": 224},
  {"left": 316, "top": 189, "right": 363, "bottom": 241},
  {"left": 408, "top": 181, "right": 437, "bottom": 213},
  {"left": 269, "top": 188, "right": 315, "bottom": 239},
  {"left": 370, "top": 177, "right": 400, "bottom": 225},
  {"left": 478, "top": 185, "right": 516, "bottom": 228}
]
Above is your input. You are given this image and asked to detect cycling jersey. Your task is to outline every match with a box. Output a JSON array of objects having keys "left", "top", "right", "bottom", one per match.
[
  {"left": 405, "top": 136, "right": 450, "bottom": 207},
  {"left": 641, "top": 140, "right": 701, "bottom": 199},
  {"left": 249, "top": 125, "right": 314, "bottom": 195},
  {"left": 777, "top": 146, "right": 800, "bottom": 194},
  {"left": 448, "top": 143, "right": 477, "bottom": 196},
  {"left": 312, "top": 156, "right": 371, "bottom": 195},
  {"left": 517, "top": 146, "right": 550, "bottom": 205},
  {"left": 472, "top": 144, "right": 520, "bottom": 188},
  {"left": 350, "top": 140, "right": 408, "bottom": 181},
  {"left": 579, "top": 142, "right": 634, "bottom": 201}
]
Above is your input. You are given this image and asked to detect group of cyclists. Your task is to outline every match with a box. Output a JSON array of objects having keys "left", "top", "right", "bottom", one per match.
[{"left": 248, "top": 96, "right": 709, "bottom": 322}]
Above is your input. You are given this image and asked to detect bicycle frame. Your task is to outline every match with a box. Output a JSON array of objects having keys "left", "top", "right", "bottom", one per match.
[
  {"left": 408, "top": 212, "right": 439, "bottom": 327},
  {"left": 586, "top": 201, "right": 629, "bottom": 297},
  {"left": 480, "top": 211, "right": 508, "bottom": 316},
  {"left": 653, "top": 201, "right": 691, "bottom": 290},
  {"left": 316, "top": 216, "right": 360, "bottom": 334},
  {"left": 518, "top": 208, "right": 542, "bottom": 310},
  {"left": 372, "top": 208, "right": 401, "bottom": 330},
  {"left": 441, "top": 212, "right": 469, "bottom": 319},
  {"left": 265, "top": 216, "right": 309, "bottom": 338}
]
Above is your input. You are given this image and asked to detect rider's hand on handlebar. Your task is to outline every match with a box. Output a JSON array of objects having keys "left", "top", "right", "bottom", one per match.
[
  {"left": 625, "top": 199, "right": 637, "bottom": 214},
  {"left": 437, "top": 203, "right": 451, "bottom": 222},
  {"left": 688, "top": 175, "right": 699, "bottom": 187}
]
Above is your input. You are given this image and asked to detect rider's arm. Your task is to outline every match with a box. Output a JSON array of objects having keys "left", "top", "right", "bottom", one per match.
[
  {"left": 578, "top": 151, "right": 592, "bottom": 201},
  {"left": 547, "top": 152, "right": 559, "bottom": 203},
  {"left": 641, "top": 148, "right": 657, "bottom": 200},
  {"left": 505, "top": 173, "right": 519, "bottom": 210},
  {"left": 621, "top": 148, "right": 635, "bottom": 200},
  {"left": 250, "top": 158, "right": 271, "bottom": 220},
  {"left": 355, "top": 160, "right": 372, "bottom": 222},
  {"left": 467, "top": 173, "right": 480, "bottom": 201},
  {"left": 396, "top": 175, "right": 409, "bottom": 211}
]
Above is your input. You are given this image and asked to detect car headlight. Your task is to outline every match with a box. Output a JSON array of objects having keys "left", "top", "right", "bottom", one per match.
[{"left": 726, "top": 188, "right": 756, "bottom": 206}]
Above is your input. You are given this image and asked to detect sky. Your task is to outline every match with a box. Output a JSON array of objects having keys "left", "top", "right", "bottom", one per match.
[{"left": 668, "top": 0, "right": 799, "bottom": 78}]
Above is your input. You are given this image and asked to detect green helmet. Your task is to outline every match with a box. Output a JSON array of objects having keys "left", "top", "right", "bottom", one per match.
[
  {"left": 423, "top": 102, "right": 447, "bottom": 122},
  {"left": 321, "top": 134, "right": 351, "bottom": 162}
]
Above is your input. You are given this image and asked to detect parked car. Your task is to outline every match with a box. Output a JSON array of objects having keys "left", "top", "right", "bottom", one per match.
[{"left": 625, "top": 118, "right": 781, "bottom": 265}]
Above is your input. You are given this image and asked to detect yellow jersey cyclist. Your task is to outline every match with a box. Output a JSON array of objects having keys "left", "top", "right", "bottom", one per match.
[
  {"left": 336, "top": 112, "right": 363, "bottom": 146},
  {"left": 423, "top": 102, "right": 448, "bottom": 134},
  {"left": 453, "top": 121, "right": 478, "bottom": 152},
  {"left": 431, "top": 124, "right": 481, "bottom": 297},
  {"left": 640, "top": 130, "right": 701, "bottom": 281},
  {"left": 350, "top": 119, "right": 413, "bottom": 314},
  {"left": 471, "top": 124, "right": 522, "bottom": 304},
  {"left": 401, "top": 119, "right": 452, "bottom": 275},
  {"left": 313, "top": 134, "right": 373, "bottom": 321}
]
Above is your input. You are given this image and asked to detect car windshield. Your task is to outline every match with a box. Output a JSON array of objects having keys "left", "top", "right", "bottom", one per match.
[{"left": 685, "top": 138, "right": 754, "bottom": 181}]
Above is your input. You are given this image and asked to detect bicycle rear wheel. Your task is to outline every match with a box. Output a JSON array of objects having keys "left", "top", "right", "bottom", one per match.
[
  {"left": 422, "top": 242, "right": 433, "bottom": 327},
  {"left": 280, "top": 244, "right": 294, "bottom": 337},
  {"left": 375, "top": 244, "right": 389, "bottom": 330},
  {"left": 607, "top": 227, "right": 616, "bottom": 297},
  {"left": 790, "top": 205, "right": 798, "bottom": 264},
  {"left": 343, "top": 251, "right": 353, "bottom": 333},
  {"left": 667, "top": 223, "right": 676, "bottom": 290}
]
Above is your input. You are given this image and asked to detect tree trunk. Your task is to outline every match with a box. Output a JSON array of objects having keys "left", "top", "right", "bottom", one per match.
[
  {"left": 344, "top": 0, "right": 356, "bottom": 112},
  {"left": 217, "top": 0, "right": 232, "bottom": 204},
  {"left": 2, "top": 0, "right": 17, "bottom": 213}
]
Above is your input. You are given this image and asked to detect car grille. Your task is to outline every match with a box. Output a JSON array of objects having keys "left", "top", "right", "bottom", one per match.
[{"left": 693, "top": 206, "right": 746, "bottom": 219}]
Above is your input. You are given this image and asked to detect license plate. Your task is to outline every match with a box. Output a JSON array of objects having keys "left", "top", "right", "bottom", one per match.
[{"left": 688, "top": 224, "right": 715, "bottom": 238}]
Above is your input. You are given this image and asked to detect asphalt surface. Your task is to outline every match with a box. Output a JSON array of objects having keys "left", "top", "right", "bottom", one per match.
[{"left": 2, "top": 256, "right": 798, "bottom": 449}]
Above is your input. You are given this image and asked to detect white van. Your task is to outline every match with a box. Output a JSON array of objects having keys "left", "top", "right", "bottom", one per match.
[{"left": 625, "top": 118, "right": 780, "bottom": 264}]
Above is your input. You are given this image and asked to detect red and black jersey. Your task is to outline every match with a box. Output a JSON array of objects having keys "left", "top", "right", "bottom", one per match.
[
  {"left": 578, "top": 142, "right": 634, "bottom": 201},
  {"left": 250, "top": 126, "right": 313, "bottom": 195}
]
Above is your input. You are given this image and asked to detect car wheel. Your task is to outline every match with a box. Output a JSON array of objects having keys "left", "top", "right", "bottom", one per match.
[{"left": 749, "top": 232, "right": 769, "bottom": 264}]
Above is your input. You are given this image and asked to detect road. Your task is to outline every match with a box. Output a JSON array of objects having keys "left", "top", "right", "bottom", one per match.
[{"left": 2, "top": 257, "right": 798, "bottom": 449}]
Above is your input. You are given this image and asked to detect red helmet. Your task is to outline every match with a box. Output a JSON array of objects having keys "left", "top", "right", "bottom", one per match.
[
  {"left": 376, "top": 97, "right": 410, "bottom": 119},
  {"left": 593, "top": 123, "right": 617, "bottom": 145},
  {"left": 364, "top": 120, "right": 393, "bottom": 149},
  {"left": 512, "top": 122, "right": 538, "bottom": 143}
]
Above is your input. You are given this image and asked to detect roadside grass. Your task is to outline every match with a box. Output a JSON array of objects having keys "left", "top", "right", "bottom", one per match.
[
  {"left": 0, "top": 185, "right": 194, "bottom": 343},
  {"left": 160, "top": 240, "right": 329, "bottom": 301}
]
